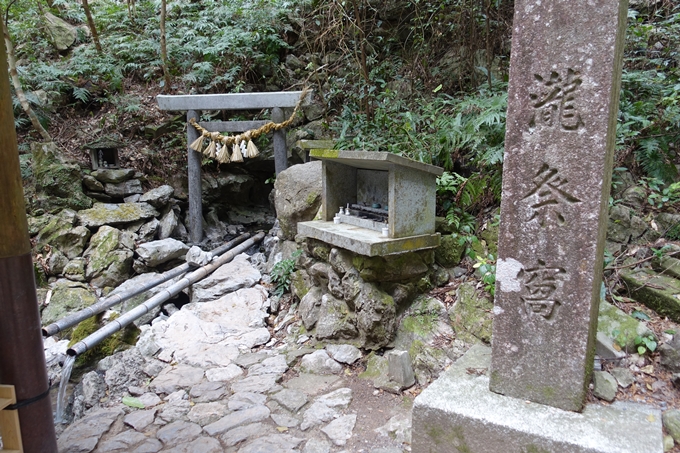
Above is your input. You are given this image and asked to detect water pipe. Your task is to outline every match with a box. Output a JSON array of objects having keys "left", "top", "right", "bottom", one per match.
[
  {"left": 67, "top": 231, "right": 265, "bottom": 357},
  {"left": 42, "top": 233, "right": 251, "bottom": 338}
]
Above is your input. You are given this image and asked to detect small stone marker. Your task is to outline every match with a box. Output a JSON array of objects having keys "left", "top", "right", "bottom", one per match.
[{"left": 491, "top": 0, "right": 628, "bottom": 411}]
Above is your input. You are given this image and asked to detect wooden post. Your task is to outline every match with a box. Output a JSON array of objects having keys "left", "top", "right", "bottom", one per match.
[
  {"left": 187, "top": 110, "right": 203, "bottom": 244},
  {"left": 272, "top": 107, "right": 287, "bottom": 175},
  {"left": 0, "top": 385, "right": 23, "bottom": 452},
  {"left": 0, "top": 36, "right": 57, "bottom": 452}
]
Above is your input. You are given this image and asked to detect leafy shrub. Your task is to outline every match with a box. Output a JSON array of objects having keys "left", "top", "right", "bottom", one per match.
[{"left": 270, "top": 250, "right": 301, "bottom": 297}]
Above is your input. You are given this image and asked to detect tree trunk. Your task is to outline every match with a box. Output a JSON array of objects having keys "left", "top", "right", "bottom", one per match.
[
  {"left": 82, "top": 0, "right": 102, "bottom": 54},
  {"left": 2, "top": 21, "right": 51, "bottom": 142},
  {"left": 159, "top": 0, "right": 171, "bottom": 92}
]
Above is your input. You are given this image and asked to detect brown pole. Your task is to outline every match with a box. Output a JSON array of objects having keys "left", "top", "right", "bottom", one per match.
[{"left": 0, "top": 33, "right": 58, "bottom": 452}]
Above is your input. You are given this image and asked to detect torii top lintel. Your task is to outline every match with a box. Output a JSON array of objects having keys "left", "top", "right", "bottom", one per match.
[{"left": 156, "top": 90, "right": 312, "bottom": 111}]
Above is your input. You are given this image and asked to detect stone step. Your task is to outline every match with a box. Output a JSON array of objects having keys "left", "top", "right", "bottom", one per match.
[{"left": 621, "top": 268, "right": 680, "bottom": 322}]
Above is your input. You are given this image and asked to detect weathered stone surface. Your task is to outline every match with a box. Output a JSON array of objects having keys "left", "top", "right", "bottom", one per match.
[
  {"left": 237, "top": 434, "right": 304, "bottom": 453},
  {"left": 110, "top": 272, "right": 181, "bottom": 327},
  {"left": 450, "top": 282, "right": 493, "bottom": 344},
  {"left": 163, "top": 437, "right": 222, "bottom": 453},
  {"left": 189, "top": 381, "right": 228, "bottom": 403},
  {"left": 187, "top": 402, "right": 228, "bottom": 426},
  {"left": 663, "top": 409, "right": 680, "bottom": 443},
  {"left": 660, "top": 335, "right": 680, "bottom": 372},
  {"left": 413, "top": 345, "right": 663, "bottom": 452},
  {"left": 63, "top": 257, "right": 87, "bottom": 281},
  {"left": 47, "top": 249, "right": 69, "bottom": 275},
  {"left": 325, "top": 344, "right": 362, "bottom": 365},
  {"left": 598, "top": 299, "right": 654, "bottom": 352},
  {"left": 203, "top": 405, "right": 271, "bottom": 436},
  {"left": 299, "top": 286, "right": 323, "bottom": 330},
  {"left": 303, "top": 437, "right": 332, "bottom": 453},
  {"left": 82, "top": 175, "right": 104, "bottom": 192},
  {"left": 191, "top": 253, "right": 261, "bottom": 303},
  {"left": 592, "top": 371, "right": 618, "bottom": 402},
  {"left": 78, "top": 203, "right": 159, "bottom": 228},
  {"left": 135, "top": 238, "right": 189, "bottom": 268},
  {"left": 490, "top": 0, "right": 627, "bottom": 411},
  {"left": 157, "top": 420, "right": 203, "bottom": 445},
  {"left": 138, "top": 218, "right": 159, "bottom": 242},
  {"left": 321, "top": 414, "right": 356, "bottom": 446},
  {"left": 36, "top": 210, "right": 92, "bottom": 259},
  {"left": 158, "top": 208, "right": 178, "bottom": 240},
  {"left": 271, "top": 412, "right": 300, "bottom": 428},
  {"left": 300, "top": 402, "right": 338, "bottom": 431},
  {"left": 83, "top": 225, "right": 134, "bottom": 287},
  {"left": 92, "top": 169, "right": 135, "bottom": 184},
  {"left": 139, "top": 184, "right": 174, "bottom": 207},
  {"left": 610, "top": 367, "right": 635, "bottom": 388},
  {"left": 186, "top": 245, "right": 211, "bottom": 267},
  {"left": 44, "top": 12, "right": 76, "bottom": 50},
  {"left": 150, "top": 365, "right": 204, "bottom": 394},
  {"left": 435, "top": 234, "right": 466, "bottom": 267},
  {"left": 355, "top": 283, "right": 396, "bottom": 349},
  {"left": 220, "top": 422, "right": 269, "bottom": 447},
  {"left": 300, "top": 350, "right": 343, "bottom": 375},
  {"left": 231, "top": 374, "right": 281, "bottom": 394},
  {"left": 228, "top": 392, "right": 267, "bottom": 411},
  {"left": 105, "top": 179, "right": 144, "bottom": 197},
  {"left": 621, "top": 269, "right": 680, "bottom": 322},
  {"left": 80, "top": 371, "right": 106, "bottom": 409},
  {"left": 32, "top": 142, "right": 93, "bottom": 211},
  {"left": 124, "top": 409, "right": 156, "bottom": 431},
  {"left": 248, "top": 354, "right": 288, "bottom": 376},
  {"left": 274, "top": 161, "right": 322, "bottom": 240},
  {"left": 41, "top": 280, "right": 97, "bottom": 325},
  {"left": 205, "top": 364, "right": 243, "bottom": 382},
  {"left": 271, "top": 388, "right": 309, "bottom": 413},
  {"left": 375, "top": 413, "right": 411, "bottom": 445},
  {"left": 353, "top": 252, "right": 431, "bottom": 283},
  {"left": 95, "top": 430, "right": 152, "bottom": 453},
  {"left": 387, "top": 350, "right": 416, "bottom": 390},
  {"left": 315, "top": 294, "right": 358, "bottom": 341},
  {"left": 316, "top": 388, "right": 352, "bottom": 409},
  {"left": 56, "top": 407, "right": 123, "bottom": 453}
]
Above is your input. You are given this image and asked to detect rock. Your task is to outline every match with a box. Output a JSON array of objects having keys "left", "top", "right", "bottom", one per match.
[
  {"left": 660, "top": 335, "right": 680, "bottom": 372},
  {"left": 103, "top": 349, "right": 148, "bottom": 395},
  {"left": 592, "top": 371, "right": 618, "bottom": 402},
  {"left": 92, "top": 169, "right": 135, "bottom": 184},
  {"left": 150, "top": 365, "right": 204, "bottom": 394},
  {"left": 189, "top": 381, "right": 228, "bottom": 403},
  {"left": 248, "top": 354, "right": 289, "bottom": 376},
  {"left": 157, "top": 420, "right": 202, "bottom": 445},
  {"left": 274, "top": 161, "right": 322, "bottom": 240},
  {"left": 284, "top": 373, "right": 342, "bottom": 397},
  {"left": 191, "top": 253, "right": 261, "bottom": 303},
  {"left": 355, "top": 283, "right": 397, "bottom": 349},
  {"left": 139, "top": 185, "right": 174, "bottom": 208},
  {"left": 158, "top": 207, "right": 178, "bottom": 240},
  {"left": 663, "top": 409, "right": 680, "bottom": 443},
  {"left": 375, "top": 413, "right": 411, "bottom": 444},
  {"left": 78, "top": 202, "right": 159, "bottom": 228},
  {"left": 187, "top": 402, "right": 228, "bottom": 426},
  {"left": 316, "top": 294, "right": 358, "bottom": 341},
  {"left": 303, "top": 437, "right": 332, "bottom": 453},
  {"left": 63, "top": 257, "right": 87, "bottom": 281},
  {"left": 110, "top": 272, "right": 182, "bottom": 327},
  {"left": 271, "top": 412, "right": 300, "bottom": 428},
  {"left": 220, "top": 422, "right": 269, "bottom": 447},
  {"left": 104, "top": 179, "right": 144, "bottom": 198},
  {"left": 435, "top": 234, "right": 466, "bottom": 267},
  {"left": 41, "top": 280, "right": 96, "bottom": 325},
  {"left": 205, "top": 364, "right": 244, "bottom": 382},
  {"left": 157, "top": 398, "right": 192, "bottom": 423},
  {"left": 450, "top": 283, "right": 493, "bottom": 343},
  {"left": 316, "top": 388, "right": 352, "bottom": 409},
  {"left": 664, "top": 435, "right": 675, "bottom": 452},
  {"left": 300, "top": 402, "right": 338, "bottom": 431},
  {"left": 237, "top": 434, "right": 304, "bottom": 453},
  {"left": 137, "top": 392, "right": 162, "bottom": 407},
  {"left": 609, "top": 367, "right": 635, "bottom": 388},
  {"left": 300, "top": 350, "right": 343, "bottom": 375},
  {"left": 36, "top": 210, "right": 91, "bottom": 259},
  {"left": 387, "top": 350, "right": 416, "bottom": 390},
  {"left": 299, "top": 286, "right": 323, "bottom": 330},
  {"left": 83, "top": 174, "right": 104, "bottom": 192},
  {"left": 56, "top": 407, "right": 123, "bottom": 453},
  {"left": 83, "top": 226, "right": 133, "bottom": 287},
  {"left": 203, "top": 405, "right": 271, "bottom": 436},
  {"left": 47, "top": 249, "right": 69, "bottom": 275},
  {"left": 32, "top": 142, "right": 93, "bottom": 211},
  {"left": 325, "top": 344, "right": 362, "bottom": 365},
  {"left": 359, "top": 353, "right": 402, "bottom": 393},
  {"left": 138, "top": 218, "right": 159, "bottom": 242},
  {"left": 44, "top": 12, "right": 76, "bottom": 50},
  {"left": 135, "top": 238, "right": 189, "bottom": 267},
  {"left": 123, "top": 194, "right": 141, "bottom": 203},
  {"left": 186, "top": 246, "right": 211, "bottom": 267},
  {"left": 97, "top": 430, "right": 153, "bottom": 452},
  {"left": 231, "top": 374, "right": 281, "bottom": 394},
  {"left": 271, "top": 388, "right": 308, "bottom": 413},
  {"left": 80, "top": 371, "right": 106, "bottom": 408},
  {"left": 163, "top": 437, "right": 222, "bottom": 453},
  {"left": 124, "top": 409, "right": 156, "bottom": 431},
  {"left": 228, "top": 392, "right": 268, "bottom": 411},
  {"left": 598, "top": 299, "right": 655, "bottom": 351},
  {"left": 353, "top": 251, "right": 431, "bottom": 283},
  {"left": 321, "top": 414, "right": 357, "bottom": 446}
]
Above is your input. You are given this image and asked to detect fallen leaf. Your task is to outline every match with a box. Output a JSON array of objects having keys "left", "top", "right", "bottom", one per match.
[
  {"left": 647, "top": 414, "right": 656, "bottom": 423},
  {"left": 276, "top": 426, "right": 288, "bottom": 432},
  {"left": 641, "top": 365, "right": 654, "bottom": 374}
]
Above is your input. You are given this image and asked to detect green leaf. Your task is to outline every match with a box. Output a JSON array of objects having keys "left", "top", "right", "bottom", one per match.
[
  {"left": 122, "top": 396, "right": 145, "bottom": 408},
  {"left": 637, "top": 345, "right": 647, "bottom": 355},
  {"left": 664, "top": 329, "right": 677, "bottom": 335},
  {"left": 646, "top": 340, "right": 657, "bottom": 352},
  {"left": 631, "top": 310, "right": 651, "bottom": 321}
]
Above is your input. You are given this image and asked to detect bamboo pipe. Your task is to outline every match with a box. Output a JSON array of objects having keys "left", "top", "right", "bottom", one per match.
[
  {"left": 42, "top": 233, "right": 251, "bottom": 337},
  {"left": 67, "top": 232, "right": 265, "bottom": 357}
]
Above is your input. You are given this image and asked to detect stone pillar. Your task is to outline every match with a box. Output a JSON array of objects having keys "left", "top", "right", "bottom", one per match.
[
  {"left": 490, "top": 0, "right": 629, "bottom": 411},
  {"left": 272, "top": 107, "right": 287, "bottom": 175},
  {"left": 187, "top": 109, "right": 203, "bottom": 244}
]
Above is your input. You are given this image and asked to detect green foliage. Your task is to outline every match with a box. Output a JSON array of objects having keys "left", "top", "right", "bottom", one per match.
[
  {"left": 639, "top": 178, "right": 680, "bottom": 209},
  {"left": 473, "top": 253, "right": 496, "bottom": 297},
  {"left": 634, "top": 334, "right": 657, "bottom": 356},
  {"left": 270, "top": 250, "right": 301, "bottom": 297}
]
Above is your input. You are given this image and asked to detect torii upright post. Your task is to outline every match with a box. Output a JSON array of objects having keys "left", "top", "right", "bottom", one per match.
[{"left": 0, "top": 38, "right": 58, "bottom": 452}]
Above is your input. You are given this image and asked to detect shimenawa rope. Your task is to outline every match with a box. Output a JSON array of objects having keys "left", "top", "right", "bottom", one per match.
[{"left": 189, "top": 88, "right": 309, "bottom": 164}]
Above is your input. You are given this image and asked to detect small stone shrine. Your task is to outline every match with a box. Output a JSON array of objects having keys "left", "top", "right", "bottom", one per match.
[
  {"left": 298, "top": 150, "right": 442, "bottom": 256},
  {"left": 412, "top": 0, "right": 664, "bottom": 450},
  {"left": 84, "top": 136, "right": 124, "bottom": 170}
]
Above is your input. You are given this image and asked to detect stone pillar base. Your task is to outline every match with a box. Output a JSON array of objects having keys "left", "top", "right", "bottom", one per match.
[{"left": 412, "top": 345, "right": 663, "bottom": 453}]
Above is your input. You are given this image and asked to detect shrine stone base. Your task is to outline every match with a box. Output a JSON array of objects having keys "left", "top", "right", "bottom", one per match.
[{"left": 412, "top": 345, "right": 663, "bottom": 453}]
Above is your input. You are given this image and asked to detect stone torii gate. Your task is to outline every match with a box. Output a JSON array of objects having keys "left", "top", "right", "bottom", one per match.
[{"left": 157, "top": 91, "right": 312, "bottom": 243}]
